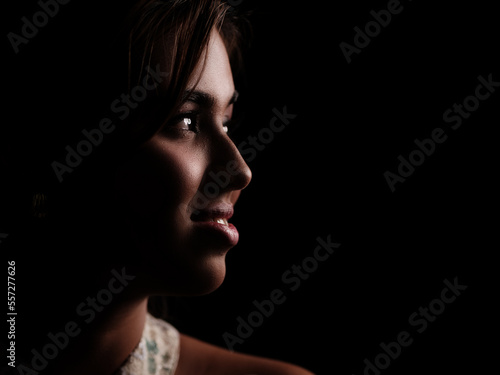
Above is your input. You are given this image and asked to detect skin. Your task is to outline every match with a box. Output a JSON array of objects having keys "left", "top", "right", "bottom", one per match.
[
  {"left": 114, "top": 29, "right": 252, "bottom": 297},
  {"left": 50, "top": 30, "right": 313, "bottom": 375}
]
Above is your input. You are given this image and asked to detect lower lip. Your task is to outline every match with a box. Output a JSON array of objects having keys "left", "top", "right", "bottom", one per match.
[{"left": 193, "top": 221, "right": 239, "bottom": 247}]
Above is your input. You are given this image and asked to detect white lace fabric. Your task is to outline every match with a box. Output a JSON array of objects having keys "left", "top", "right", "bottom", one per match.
[{"left": 116, "top": 313, "right": 180, "bottom": 375}]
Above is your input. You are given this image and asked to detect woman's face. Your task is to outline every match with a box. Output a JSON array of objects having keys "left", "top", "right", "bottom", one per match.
[{"left": 115, "top": 30, "right": 252, "bottom": 296}]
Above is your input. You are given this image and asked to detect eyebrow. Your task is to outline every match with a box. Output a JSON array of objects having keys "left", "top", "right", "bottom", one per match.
[{"left": 181, "top": 89, "right": 239, "bottom": 109}]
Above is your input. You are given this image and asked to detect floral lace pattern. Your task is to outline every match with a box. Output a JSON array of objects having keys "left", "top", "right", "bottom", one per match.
[{"left": 117, "top": 313, "right": 180, "bottom": 375}]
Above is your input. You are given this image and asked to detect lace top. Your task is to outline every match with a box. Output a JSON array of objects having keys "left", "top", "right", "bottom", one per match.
[{"left": 116, "top": 313, "right": 180, "bottom": 375}]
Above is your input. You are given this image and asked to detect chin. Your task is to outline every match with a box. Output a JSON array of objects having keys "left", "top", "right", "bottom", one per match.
[
  {"left": 179, "top": 254, "right": 228, "bottom": 296},
  {"left": 140, "top": 250, "right": 229, "bottom": 296}
]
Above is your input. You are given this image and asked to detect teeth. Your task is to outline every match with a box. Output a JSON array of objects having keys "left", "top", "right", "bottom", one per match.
[{"left": 213, "top": 218, "right": 228, "bottom": 225}]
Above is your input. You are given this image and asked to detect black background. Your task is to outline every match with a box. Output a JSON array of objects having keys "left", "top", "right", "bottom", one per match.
[{"left": 2, "top": 1, "right": 498, "bottom": 374}]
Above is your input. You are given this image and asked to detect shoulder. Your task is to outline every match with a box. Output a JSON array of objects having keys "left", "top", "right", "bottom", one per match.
[{"left": 175, "top": 333, "right": 314, "bottom": 375}]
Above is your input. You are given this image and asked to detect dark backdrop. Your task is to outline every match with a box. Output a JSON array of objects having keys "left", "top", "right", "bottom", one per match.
[
  {"left": 2, "top": 1, "right": 498, "bottom": 374},
  {"left": 173, "top": 1, "right": 498, "bottom": 374}
]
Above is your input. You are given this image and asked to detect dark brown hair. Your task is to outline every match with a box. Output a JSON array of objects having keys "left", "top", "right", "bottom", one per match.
[
  {"left": 122, "top": 0, "right": 249, "bottom": 143},
  {"left": 1, "top": 0, "right": 250, "bottom": 225},
  {"left": 2, "top": 0, "right": 251, "bottom": 357},
  {"left": 122, "top": 0, "right": 251, "bottom": 321}
]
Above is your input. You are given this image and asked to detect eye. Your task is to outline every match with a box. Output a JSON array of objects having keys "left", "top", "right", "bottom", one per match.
[
  {"left": 223, "top": 115, "right": 238, "bottom": 135},
  {"left": 164, "top": 112, "right": 200, "bottom": 134},
  {"left": 180, "top": 117, "right": 194, "bottom": 131},
  {"left": 223, "top": 114, "right": 243, "bottom": 139}
]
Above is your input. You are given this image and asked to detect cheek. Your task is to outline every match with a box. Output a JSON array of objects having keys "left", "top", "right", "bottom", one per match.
[{"left": 115, "top": 137, "right": 206, "bottom": 220}]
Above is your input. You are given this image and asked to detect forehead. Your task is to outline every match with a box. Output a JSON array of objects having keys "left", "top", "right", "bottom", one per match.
[{"left": 186, "top": 30, "right": 235, "bottom": 99}]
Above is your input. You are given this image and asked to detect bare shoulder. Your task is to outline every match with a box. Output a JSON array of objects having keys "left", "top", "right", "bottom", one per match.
[{"left": 175, "top": 333, "right": 315, "bottom": 375}]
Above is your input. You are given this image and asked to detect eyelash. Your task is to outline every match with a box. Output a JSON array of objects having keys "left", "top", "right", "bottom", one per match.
[
  {"left": 175, "top": 112, "right": 200, "bottom": 133},
  {"left": 164, "top": 112, "right": 232, "bottom": 135},
  {"left": 159, "top": 112, "right": 198, "bottom": 137}
]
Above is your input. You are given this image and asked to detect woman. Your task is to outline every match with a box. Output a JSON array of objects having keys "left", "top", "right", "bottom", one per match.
[{"left": 2, "top": 1, "right": 314, "bottom": 374}]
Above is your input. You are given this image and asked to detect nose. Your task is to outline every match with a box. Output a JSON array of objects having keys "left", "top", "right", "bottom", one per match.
[{"left": 206, "top": 132, "right": 252, "bottom": 196}]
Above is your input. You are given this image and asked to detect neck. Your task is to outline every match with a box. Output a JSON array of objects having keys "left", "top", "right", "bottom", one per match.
[{"left": 50, "top": 293, "right": 149, "bottom": 375}]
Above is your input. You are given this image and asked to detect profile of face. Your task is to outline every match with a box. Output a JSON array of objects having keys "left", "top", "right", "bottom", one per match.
[{"left": 114, "top": 30, "right": 252, "bottom": 297}]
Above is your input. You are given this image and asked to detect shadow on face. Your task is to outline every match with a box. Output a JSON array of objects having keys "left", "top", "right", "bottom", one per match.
[{"left": 114, "top": 30, "right": 252, "bottom": 296}]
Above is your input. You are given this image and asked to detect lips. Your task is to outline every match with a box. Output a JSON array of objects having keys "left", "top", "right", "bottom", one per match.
[
  {"left": 190, "top": 203, "right": 233, "bottom": 223},
  {"left": 190, "top": 204, "right": 239, "bottom": 247}
]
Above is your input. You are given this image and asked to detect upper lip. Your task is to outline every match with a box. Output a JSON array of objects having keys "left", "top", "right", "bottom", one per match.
[{"left": 190, "top": 203, "right": 234, "bottom": 222}]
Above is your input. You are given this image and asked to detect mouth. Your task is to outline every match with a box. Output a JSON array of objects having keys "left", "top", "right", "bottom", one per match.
[
  {"left": 190, "top": 204, "right": 234, "bottom": 224},
  {"left": 190, "top": 204, "right": 239, "bottom": 247},
  {"left": 211, "top": 218, "right": 229, "bottom": 226}
]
